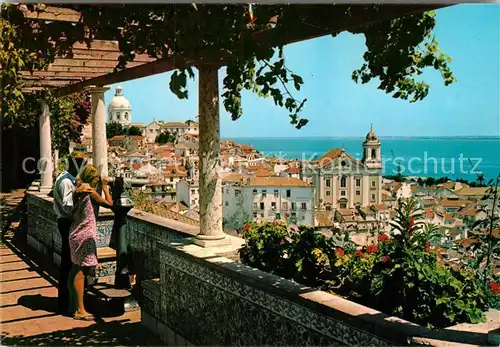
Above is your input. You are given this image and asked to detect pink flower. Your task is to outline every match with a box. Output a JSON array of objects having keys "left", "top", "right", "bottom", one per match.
[
  {"left": 355, "top": 250, "right": 364, "bottom": 258},
  {"left": 242, "top": 224, "right": 250, "bottom": 232},
  {"left": 426, "top": 240, "right": 431, "bottom": 246},
  {"left": 366, "top": 245, "right": 379, "bottom": 254},
  {"left": 381, "top": 255, "right": 391, "bottom": 263},
  {"left": 280, "top": 239, "right": 285, "bottom": 246},
  {"left": 425, "top": 247, "right": 430, "bottom": 253}
]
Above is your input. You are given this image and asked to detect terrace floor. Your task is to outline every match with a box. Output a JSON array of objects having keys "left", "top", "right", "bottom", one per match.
[{"left": 0, "top": 190, "right": 163, "bottom": 346}]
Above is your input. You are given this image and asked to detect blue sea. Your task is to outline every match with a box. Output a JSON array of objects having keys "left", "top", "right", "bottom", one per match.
[{"left": 225, "top": 137, "right": 500, "bottom": 182}]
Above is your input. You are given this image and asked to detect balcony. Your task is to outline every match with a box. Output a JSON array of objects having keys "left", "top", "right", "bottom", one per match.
[{"left": 3, "top": 187, "right": 498, "bottom": 346}]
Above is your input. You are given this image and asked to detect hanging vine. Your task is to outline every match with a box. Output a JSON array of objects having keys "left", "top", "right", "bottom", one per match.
[
  {"left": 0, "top": 4, "right": 90, "bottom": 151},
  {"left": 1, "top": 4, "right": 456, "bottom": 130}
]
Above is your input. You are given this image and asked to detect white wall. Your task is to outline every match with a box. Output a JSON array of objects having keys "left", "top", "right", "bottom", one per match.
[{"left": 222, "top": 184, "right": 314, "bottom": 229}]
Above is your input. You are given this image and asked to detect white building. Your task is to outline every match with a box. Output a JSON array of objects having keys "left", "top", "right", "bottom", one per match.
[
  {"left": 160, "top": 121, "right": 199, "bottom": 136},
  {"left": 222, "top": 175, "right": 314, "bottom": 230},
  {"left": 176, "top": 180, "right": 200, "bottom": 209},
  {"left": 144, "top": 121, "right": 163, "bottom": 143},
  {"left": 395, "top": 182, "right": 413, "bottom": 199},
  {"left": 306, "top": 126, "right": 383, "bottom": 210},
  {"left": 108, "top": 86, "right": 132, "bottom": 126}
]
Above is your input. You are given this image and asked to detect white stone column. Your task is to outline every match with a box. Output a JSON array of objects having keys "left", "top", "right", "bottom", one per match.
[
  {"left": 89, "top": 86, "right": 110, "bottom": 176},
  {"left": 53, "top": 149, "right": 60, "bottom": 178},
  {"left": 194, "top": 65, "right": 229, "bottom": 247},
  {"left": 39, "top": 101, "right": 53, "bottom": 192}
]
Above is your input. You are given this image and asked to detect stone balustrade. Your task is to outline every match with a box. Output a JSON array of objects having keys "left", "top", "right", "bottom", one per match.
[{"left": 25, "top": 190, "right": 497, "bottom": 346}]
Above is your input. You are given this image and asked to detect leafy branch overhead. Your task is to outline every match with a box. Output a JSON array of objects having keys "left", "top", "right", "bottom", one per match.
[{"left": 2, "top": 4, "right": 456, "bottom": 130}]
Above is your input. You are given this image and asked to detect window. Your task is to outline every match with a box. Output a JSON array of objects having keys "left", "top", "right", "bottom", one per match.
[
  {"left": 301, "top": 215, "right": 305, "bottom": 221},
  {"left": 340, "top": 201, "right": 347, "bottom": 209},
  {"left": 356, "top": 190, "right": 361, "bottom": 196},
  {"left": 286, "top": 189, "right": 291, "bottom": 198},
  {"left": 170, "top": 178, "right": 174, "bottom": 182},
  {"left": 260, "top": 202, "right": 265, "bottom": 210},
  {"left": 326, "top": 206, "right": 331, "bottom": 211},
  {"left": 291, "top": 212, "right": 297, "bottom": 218},
  {"left": 225, "top": 201, "right": 229, "bottom": 206},
  {"left": 301, "top": 202, "right": 307, "bottom": 210},
  {"left": 326, "top": 179, "right": 331, "bottom": 187},
  {"left": 274, "top": 190, "right": 279, "bottom": 198},
  {"left": 253, "top": 202, "right": 258, "bottom": 210},
  {"left": 371, "top": 148, "right": 376, "bottom": 159},
  {"left": 124, "top": 112, "right": 129, "bottom": 120},
  {"left": 371, "top": 193, "right": 376, "bottom": 200},
  {"left": 340, "top": 176, "right": 347, "bottom": 188},
  {"left": 291, "top": 202, "right": 296, "bottom": 211},
  {"left": 253, "top": 189, "right": 257, "bottom": 195},
  {"left": 356, "top": 178, "right": 361, "bottom": 187},
  {"left": 262, "top": 190, "right": 267, "bottom": 197},
  {"left": 341, "top": 190, "right": 346, "bottom": 196},
  {"left": 116, "top": 112, "right": 121, "bottom": 120},
  {"left": 371, "top": 181, "right": 376, "bottom": 187},
  {"left": 253, "top": 212, "right": 257, "bottom": 218},
  {"left": 326, "top": 191, "right": 331, "bottom": 196},
  {"left": 282, "top": 202, "right": 288, "bottom": 210},
  {"left": 275, "top": 213, "right": 281, "bottom": 220},
  {"left": 235, "top": 190, "right": 241, "bottom": 197},
  {"left": 191, "top": 189, "right": 195, "bottom": 195},
  {"left": 260, "top": 213, "right": 265, "bottom": 218},
  {"left": 271, "top": 202, "right": 276, "bottom": 210}
]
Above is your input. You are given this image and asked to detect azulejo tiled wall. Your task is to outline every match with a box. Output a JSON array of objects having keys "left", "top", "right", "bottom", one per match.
[
  {"left": 126, "top": 216, "right": 189, "bottom": 282},
  {"left": 26, "top": 192, "right": 115, "bottom": 265},
  {"left": 155, "top": 243, "right": 391, "bottom": 347}
]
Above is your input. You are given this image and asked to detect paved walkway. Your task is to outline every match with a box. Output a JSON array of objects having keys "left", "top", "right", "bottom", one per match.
[{"left": 0, "top": 190, "right": 163, "bottom": 346}]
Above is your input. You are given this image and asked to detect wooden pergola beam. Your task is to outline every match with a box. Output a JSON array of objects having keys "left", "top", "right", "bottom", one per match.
[
  {"left": 22, "top": 6, "right": 82, "bottom": 23},
  {"left": 49, "top": 60, "right": 148, "bottom": 70}
]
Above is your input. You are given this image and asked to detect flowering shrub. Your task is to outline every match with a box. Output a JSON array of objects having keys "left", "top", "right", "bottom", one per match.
[
  {"left": 287, "top": 226, "right": 330, "bottom": 286},
  {"left": 239, "top": 198, "right": 490, "bottom": 328},
  {"left": 239, "top": 221, "right": 291, "bottom": 275}
]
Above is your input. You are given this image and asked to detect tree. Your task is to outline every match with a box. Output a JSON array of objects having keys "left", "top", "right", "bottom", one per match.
[
  {"left": 425, "top": 177, "right": 435, "bottom": 187},
  {"left": 155, "top": 131, "right": 176, "bottom": 144},
  {"left": 477, "top": 173, "right": 486, "bottom": 187},
  {"left": 2, "top": 4, "right": 456, "bottom": 130},
  {"left": 106, "top": 122, "right": 125, "bottom": 139},
  {"left": 127, "top": 126, "right": 142, "bottom": 136}
]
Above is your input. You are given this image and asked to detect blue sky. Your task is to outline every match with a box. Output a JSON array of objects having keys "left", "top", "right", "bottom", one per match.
[{"left": 104, "top": 4, "right": 500, "bottom": 138}]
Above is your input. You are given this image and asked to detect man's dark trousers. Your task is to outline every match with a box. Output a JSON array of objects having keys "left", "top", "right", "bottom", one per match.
[{"left": 57, "top": 218, "right": 72, "bottom": 313}]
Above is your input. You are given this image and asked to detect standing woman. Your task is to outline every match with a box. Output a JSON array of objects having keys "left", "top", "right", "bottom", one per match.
[{"left": 69, "top": 165, "right": 113, "bottom": 320}]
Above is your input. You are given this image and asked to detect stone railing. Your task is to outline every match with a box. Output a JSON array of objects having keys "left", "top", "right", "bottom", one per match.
[{"left": 25, "top": 190, "right": 497, "bottom": 346}]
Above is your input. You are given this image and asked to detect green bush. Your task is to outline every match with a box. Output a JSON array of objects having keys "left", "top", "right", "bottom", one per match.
[{"left": 238, "top": 221, "right": 291, "bottom": 275}]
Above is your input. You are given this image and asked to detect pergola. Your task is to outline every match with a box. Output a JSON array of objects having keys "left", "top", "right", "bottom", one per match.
[{"left": 15, "top": 4, "right": 443, "bottom": 247}]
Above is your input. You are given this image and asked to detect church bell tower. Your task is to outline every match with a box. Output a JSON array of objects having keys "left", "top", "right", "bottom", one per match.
[{"left": 362, "top": 124, "right": 382, "bottom": 170}]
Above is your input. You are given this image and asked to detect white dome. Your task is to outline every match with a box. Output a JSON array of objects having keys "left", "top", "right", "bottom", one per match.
[
  {"left": 108, "top": 86, "right": 131, "bottom": 111},
  {"left": 108, "top": 86, "right": 132, "bottom": 125}
]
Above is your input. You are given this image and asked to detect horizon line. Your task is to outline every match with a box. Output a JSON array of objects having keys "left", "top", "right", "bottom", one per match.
[{"left": 223, "top": 135, "right": 500, "bottom": 140}]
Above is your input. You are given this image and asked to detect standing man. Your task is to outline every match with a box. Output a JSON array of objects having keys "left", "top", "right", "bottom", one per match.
[{"left": 53, "top": 151, "right": 88, "bottom": 315}]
